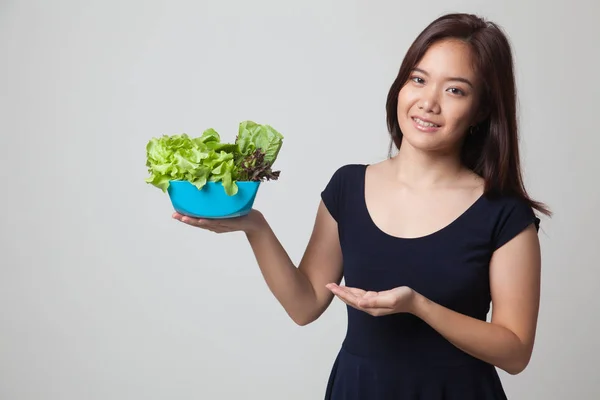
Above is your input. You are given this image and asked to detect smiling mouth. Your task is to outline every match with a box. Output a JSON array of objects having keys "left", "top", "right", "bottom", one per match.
[{"left": 412, "top": 117, "right": 440, "bottom": 128}]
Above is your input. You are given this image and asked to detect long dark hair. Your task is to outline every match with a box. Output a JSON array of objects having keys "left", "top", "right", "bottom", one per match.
[{"left": 385, "top": 13, "right": 551, "bottom": 217}]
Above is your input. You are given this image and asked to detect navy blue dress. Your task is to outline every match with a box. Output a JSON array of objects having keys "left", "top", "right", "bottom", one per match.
[{"left": 320, "top": 164, "right": 540, "bottom": 400}]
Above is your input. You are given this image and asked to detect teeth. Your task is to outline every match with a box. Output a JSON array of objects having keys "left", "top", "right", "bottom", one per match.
[{"left": 413, "top": 117, "right": 439, "bottom": 128}]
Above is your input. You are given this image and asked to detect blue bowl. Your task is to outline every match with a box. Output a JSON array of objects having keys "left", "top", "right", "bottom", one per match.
[{"left": 167, "top": 180, "right": 260, "bottom": 219}]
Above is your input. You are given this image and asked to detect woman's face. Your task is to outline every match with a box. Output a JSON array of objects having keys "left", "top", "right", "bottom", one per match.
[{"left": 397, "top": 39, "right": 482, "bottom": 154}]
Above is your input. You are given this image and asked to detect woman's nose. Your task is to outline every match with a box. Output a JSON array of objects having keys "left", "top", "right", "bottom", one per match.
[{"left": 417, "top": 87, "right": 441, "bottom": 114}]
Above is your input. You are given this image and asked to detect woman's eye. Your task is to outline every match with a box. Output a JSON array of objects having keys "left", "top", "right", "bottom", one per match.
[
  {"left": 411, "top": 76, "right": 425, "bottom": 84},
  {"left": 448, "top": 87, "right": 465, "bottom": 96}
]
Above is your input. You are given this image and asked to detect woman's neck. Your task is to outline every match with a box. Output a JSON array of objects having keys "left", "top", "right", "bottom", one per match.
[{"left": 389, "top": 142, "right": 465, "bottom": 189}]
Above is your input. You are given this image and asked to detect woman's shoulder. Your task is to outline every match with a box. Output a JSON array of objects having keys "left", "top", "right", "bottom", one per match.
[
  {"left": 329, "top": 162, "right": 368, "bottom": 176},
  {"left": 480, "top": 192, "right": 538, "bottom": 215},
  {"left": 321, "top": 163, "right": 368, "bottom": 222},
  {"left": 477, "top": 192, "right": 541, "bottom": 250},
  {"left": 323, "top": 163, "right": 368, "bottom": 186},
  {"left": 329, "top": 159, "right": 398, "bottom": 181}
]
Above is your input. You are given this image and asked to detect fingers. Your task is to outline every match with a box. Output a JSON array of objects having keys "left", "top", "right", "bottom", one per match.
[
  {"left": 326, "top": 284, "right": 359, "bottom": 308},
  {"left": 326, "top": 284, "right": 395, "bottom": 316},
  {"left": 326, "top": 284, "right": 353, "bottom": 300},
  {"left": 326, "top": 284, "right": 377, "bottom": 313},
  {"left": 358, "top": 292, "right": 395, "bottom": 309},
  {"left": 346, "top": 287, "right": 368, "bottom": 297},
  {"left": 326, "top": 284, "right": 370, "bottom": 303},
  {"left": 172, "top": 213, "right": 228, "bottom": 233},
  {"left": 357, "top": 295, "right": 383, "bottom": 308},
  {"left": 327, "top": 284, "right": 372, "bottom": 299}
]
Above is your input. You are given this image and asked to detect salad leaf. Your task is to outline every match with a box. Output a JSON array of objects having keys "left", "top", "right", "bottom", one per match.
[
  {"left": 209, "top": 158, "right": 237, "bottom": 195},
  {"left": 145, "top": 121, "right": 284, "bottom": 196},
  {"left": 236, "top": 121, "right": 284, "bottom": 163},
  {"left": 196, "top": 128, "right": 239, "bottom": 153},
  {"left": 237, "top": 148, "right": 281, "bottom": 182},
  {"left": 145, "top": 133, "right": 211, "bottom": 192}
]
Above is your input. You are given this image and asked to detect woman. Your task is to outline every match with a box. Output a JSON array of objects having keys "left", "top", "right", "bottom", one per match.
[{"left": 174, "top": 12, "right": 550, "bottom": 400}]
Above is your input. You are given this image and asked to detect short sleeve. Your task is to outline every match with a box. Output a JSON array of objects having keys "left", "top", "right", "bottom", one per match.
[
  {"left": 492, "top": 197, "right": 541, "bottom": 250},
  {"left": 320, "top": 166, "right": 345, "bottom": 222}
]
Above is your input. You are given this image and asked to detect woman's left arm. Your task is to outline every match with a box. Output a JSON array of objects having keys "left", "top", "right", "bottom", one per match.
[
  {"left": 327, "top": 222, "right": 541, "bottom": 375},
  {"left": 411, "top": 223, "right": 541, "bottom": 375}
]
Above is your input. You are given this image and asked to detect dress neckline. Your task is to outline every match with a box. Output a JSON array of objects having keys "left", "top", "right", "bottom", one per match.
[{"left": 360, "top": 163, "right": 485, "bottom": 241}]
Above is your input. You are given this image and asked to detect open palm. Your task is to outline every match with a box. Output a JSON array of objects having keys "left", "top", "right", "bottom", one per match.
[{"left": 326, "top": 283, "right": 415, "bottom": 316}]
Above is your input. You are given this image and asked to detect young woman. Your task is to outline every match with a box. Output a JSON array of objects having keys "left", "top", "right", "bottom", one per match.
[{"left": 174, "top": 12, "right": 550, "bottom": 400}]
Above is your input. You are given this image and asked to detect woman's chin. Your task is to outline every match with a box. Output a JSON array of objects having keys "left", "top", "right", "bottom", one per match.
[{"left": 400, "top": 133, "right": 458, "bottom": 154}]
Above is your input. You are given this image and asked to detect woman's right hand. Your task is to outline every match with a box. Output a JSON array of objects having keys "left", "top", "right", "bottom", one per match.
[{"left": 172, "top": 209, "right": 267, "bottom": 235}]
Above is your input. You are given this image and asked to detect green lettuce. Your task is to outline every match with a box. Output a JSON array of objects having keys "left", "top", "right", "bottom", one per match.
[
  {"left": 145, "top": 120, "right": 283, "bottom": 196},
  {"left": 235, "top": 121, "right": 284, "bottom": 163}
]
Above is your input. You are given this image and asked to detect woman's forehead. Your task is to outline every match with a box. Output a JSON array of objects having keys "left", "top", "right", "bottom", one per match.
[{"left": 416, "top": 39, "right": 477, "bottom": 81}]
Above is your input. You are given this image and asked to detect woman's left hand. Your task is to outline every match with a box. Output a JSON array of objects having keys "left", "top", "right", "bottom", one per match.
[{"left": 326, "top": 283, "right": 416, "bottom": 316}]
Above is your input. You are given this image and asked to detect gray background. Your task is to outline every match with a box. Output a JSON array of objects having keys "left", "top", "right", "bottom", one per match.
[{"left": 1, "top": 0, "right": 598, "bottom": 399}]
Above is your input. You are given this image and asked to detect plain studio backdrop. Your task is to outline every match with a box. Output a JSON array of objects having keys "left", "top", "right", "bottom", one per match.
[{"left": 1, "top": 0, "right": 599, "bottom": 399}]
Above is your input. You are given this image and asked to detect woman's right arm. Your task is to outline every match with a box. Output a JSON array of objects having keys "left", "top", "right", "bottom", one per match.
[
  {"left": 245, "top": 201, "right": 343, "bottom": 325},
  {"left": 174, "top": 200, "right": 343, "bottom": 326}
]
